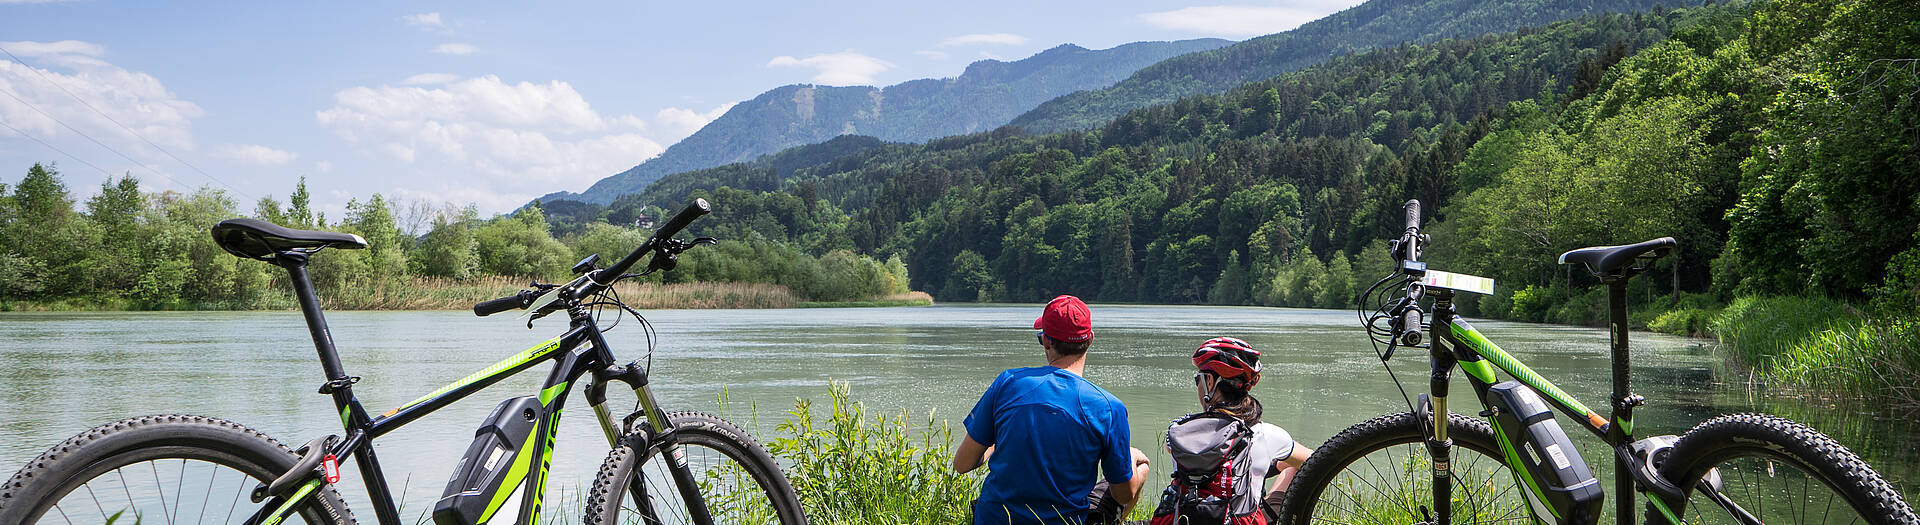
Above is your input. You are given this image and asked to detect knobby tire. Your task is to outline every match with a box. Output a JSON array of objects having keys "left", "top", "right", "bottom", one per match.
[
  {"left": 1648, "top": 413, "right": 1917, "bottom": 525},
  {"left": 584, "top": 411, "right": 806, "bottom": 525},
  {"left": 0, "top": 414, "right": 355, "bottom": 525}
]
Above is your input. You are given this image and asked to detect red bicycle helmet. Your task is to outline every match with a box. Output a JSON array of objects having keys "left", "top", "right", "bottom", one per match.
[{"left": 1193, "top": 337, "right": 1261, "bottom": 387}]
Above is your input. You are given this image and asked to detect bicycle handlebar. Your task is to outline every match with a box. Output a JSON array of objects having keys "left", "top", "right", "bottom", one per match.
[
  {"left": 473, "top": 290, "right": 537, "bottom": 317},
  {"left": 576, "top": 198, "right": 711, "bottom": 300},
  {"left": 471, "top": 198, "right": 714, "bottom": 318},
  {"left": 1398, "top": 199, "right": 1422, "bottom": 267}
]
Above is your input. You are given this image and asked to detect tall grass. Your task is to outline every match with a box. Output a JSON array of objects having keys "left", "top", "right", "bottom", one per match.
[
  {"left": 1710, "top": 295, "right": 1920, "bottom": 411},
  {"left": 310, "top": 276, "right": 804, "bottom": 311}
]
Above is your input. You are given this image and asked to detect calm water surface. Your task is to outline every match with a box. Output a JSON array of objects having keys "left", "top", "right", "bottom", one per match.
[{"left": 2, "top": 305, "right": 1914, "bottom": 520}]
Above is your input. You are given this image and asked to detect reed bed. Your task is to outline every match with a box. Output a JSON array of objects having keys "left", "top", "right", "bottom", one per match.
[{"left": 305, "top": 276, "right": 806, "bottom": 310}]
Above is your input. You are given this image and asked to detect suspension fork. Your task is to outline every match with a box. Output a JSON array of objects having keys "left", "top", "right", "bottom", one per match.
[
  {"left": 1426, "top": 294, "right": 1460, "bottom": 525},
  {"left": 1426, "top": 346, "right": 1458, "bottom": 525},
  {"left": 587, "top": 360, "right": 715, "bottom": 525}
]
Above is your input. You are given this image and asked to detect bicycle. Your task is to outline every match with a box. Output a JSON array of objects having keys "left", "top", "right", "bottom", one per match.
[
  {"left": 1277, "top": 199, "right": 1917, "bottom": 525},
  {"left": 0, "top": 198, "right": 808, "bottom": 525}
]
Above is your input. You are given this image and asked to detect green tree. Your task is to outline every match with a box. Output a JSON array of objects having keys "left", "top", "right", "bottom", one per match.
[
  {"left": 1208, "top": 250, "right": 1251, "bottom": 305},
  {"left": 7, "top": 164, "right": 97, "bottom": 293},
  {"left": 342, "top": 194, "right": 410, "bottom": 281},
  {"left": 287, "top": 176, "right": 315, "bottom": 228},
  {"left": 946, "top": 250, "right": 994, "bottom": 302},
  {"left": 87, "top": 175, "right": 145, "bottom": 292},
  {"left": 474, "top": 206, "right": 570, "bottom": 277}
]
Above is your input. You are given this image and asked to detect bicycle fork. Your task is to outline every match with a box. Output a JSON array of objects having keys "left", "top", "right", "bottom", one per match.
[
  {"left": 587, "top": 361, "right": 717, "bottom": 525},
  {"left": 1421, "top": 343, "right": 1459, "bottom": 525}
]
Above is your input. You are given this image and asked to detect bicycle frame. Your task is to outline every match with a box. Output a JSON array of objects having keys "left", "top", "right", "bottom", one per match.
[
  {"left": 1416, "top": 281, "right": 1689, "bottom": 525},
  {"left": 247, "top": 251, "right": 713, "bottom": 525}
]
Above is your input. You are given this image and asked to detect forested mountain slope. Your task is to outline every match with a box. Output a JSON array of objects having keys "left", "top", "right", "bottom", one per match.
[
  {"left": 543, "top": 39, "right": 1230, "bottom": 205},
  {"left": 650, "top": 10, "right": 1691, "bottom": 303},
  {"left": 1008, "top": 0, "right": 1701, "bottom": 133}
]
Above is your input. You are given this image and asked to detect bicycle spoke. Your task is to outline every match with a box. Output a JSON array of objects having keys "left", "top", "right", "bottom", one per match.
[
  {"left": 83, "top": 483, "right": 109, "bottom": 523},
  {"left": 199, "top": 461, "right": 216, "bottom": 524}
]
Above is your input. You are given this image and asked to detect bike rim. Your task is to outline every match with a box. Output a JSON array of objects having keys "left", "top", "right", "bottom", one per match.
[
  {"left": 1676, "top": 452, "right": 1871, "bottom": 525},
  {"left": 1303, "top": 441, "right": 1533, "bottom": 525},
  {"left": 621, "top": 442, "right": 784, "bottom": 525},
  {"left": 24, "top": 455, "right": 321, "bottom": 525}
]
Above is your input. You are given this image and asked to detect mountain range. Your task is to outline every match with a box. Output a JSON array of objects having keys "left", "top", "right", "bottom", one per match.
[{"left": 541, "top": 39, "right": 1232, "bottom": 204}]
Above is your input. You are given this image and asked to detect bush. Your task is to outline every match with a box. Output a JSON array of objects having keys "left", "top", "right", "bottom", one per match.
[
  {"left": 1648, "top": 307, "right": 1720, "bottom": 336},
  {"left": 768, "top": 383, "right": 979, "bottom": 524}
]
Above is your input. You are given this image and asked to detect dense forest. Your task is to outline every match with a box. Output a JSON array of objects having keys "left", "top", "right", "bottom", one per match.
[
  {"left": 0, "top": 170, "right": 912, "bottom": 309},
  {"left": 591, "top": 0, "right": 1919, "bottom": 404},
  {"left": 1009, "top": 0, "right": 1702, "bottom": 133}
]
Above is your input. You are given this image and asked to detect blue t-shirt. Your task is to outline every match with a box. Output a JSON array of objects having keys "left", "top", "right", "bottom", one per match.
[{"left": 964, "top": 366, "right": 1133, "bottom": 525}]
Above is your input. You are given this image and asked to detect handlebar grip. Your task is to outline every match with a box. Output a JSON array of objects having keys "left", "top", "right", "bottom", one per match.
[
  {"left": 473, "top": 291, "right": 532, "bottom": 317},
  {"left": 1400, "top": 308, "right": 1424, "bottom": 345},
  {"left": 1404, "top": 199, "right": 1421, "bottom": 231},
  {"left": 652, "top": 198, "right": 711, "bottom": 242}
]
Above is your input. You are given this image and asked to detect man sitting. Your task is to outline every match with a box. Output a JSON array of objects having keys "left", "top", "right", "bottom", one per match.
[{"left": 952, "top": 295, "right": 1152, "bottom": 524}]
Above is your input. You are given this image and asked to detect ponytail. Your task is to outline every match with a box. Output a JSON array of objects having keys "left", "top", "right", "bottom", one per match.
[{"left": 1206, "top": 377, "right": 1263, "bottom": 425}]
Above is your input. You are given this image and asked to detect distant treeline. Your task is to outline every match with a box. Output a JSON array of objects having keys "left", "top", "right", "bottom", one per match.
[{"left": 0, "top": 167, "right": 910, "bottom": 310}]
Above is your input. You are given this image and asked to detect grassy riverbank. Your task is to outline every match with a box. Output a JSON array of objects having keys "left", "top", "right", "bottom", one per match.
[
  {"left": 0, "top": 276, "right": 932, "bottom": 312},
  {"left": 1703, "top": 296, "right": 1920, "bottom": 412}
]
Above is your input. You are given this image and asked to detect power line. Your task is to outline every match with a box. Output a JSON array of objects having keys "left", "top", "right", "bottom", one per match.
[
  {"left": 0, "top": 45, "right": 252, "bottom": 199},
  {"left": 0, "top": 118, "right": 119, "bottom": 178},
  {"left": 0, "top": 83, "right": 194, "bottom": 192},
  {"left": 0, "top": 42, "right": 247, "bottom": 197}
]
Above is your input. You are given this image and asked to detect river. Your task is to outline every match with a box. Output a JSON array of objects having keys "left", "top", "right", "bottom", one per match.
[{"left": 1, "top": 305, "right": 1914, "bottom": 521}]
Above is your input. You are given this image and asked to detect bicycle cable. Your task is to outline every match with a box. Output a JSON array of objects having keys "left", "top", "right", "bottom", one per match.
[{"left": 1359, "top": 272, "right": 1421, "bottom": 419}]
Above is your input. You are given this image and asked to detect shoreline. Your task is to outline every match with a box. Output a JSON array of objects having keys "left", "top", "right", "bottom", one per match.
[{"left": 0, "top": 283, "right": 933, "bottom": 312}]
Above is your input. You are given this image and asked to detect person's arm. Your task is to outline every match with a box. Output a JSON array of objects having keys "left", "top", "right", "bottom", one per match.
[
  {"left": 956, "top": 372, "right": 1006, "bottom": 474},
  {"left": 1110, "top": 447, "right": 1152, "bottom": 505},
  {"left": 953, "top": 436, "right": 992, "bottom": 474},
  {"left": 1264, "top": 441, "right": 1314, "bottom": 522},
  {"left": 1270, "top": 441, "right": 1312, "bottom": 492}
]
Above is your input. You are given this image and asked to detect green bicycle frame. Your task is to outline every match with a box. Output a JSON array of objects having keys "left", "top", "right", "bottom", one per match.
[
  {"left": 1420, "top": 284, "right": 1684, "bottom": 525},
  {"left": 243, "top": 251, "right": 710, "bottom": 525}
]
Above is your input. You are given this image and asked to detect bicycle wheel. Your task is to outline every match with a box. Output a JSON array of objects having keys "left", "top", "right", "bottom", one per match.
[
  {"left": 0, "top": 414, "right": 355, "bottom": 525},
  {"left": 1648, "top": 413, "right": 1918, "bottom": 525},
  {"left": 584, "top": 411, "right": 806, "bottom": 525},
  {"left": 1279, "top": 411, "right": 1533, "bottom": 525}
]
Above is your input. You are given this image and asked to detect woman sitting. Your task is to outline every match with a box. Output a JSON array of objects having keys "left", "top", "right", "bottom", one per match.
[{"left": 1150, "top": 337, "right": 1313, "bottom": 525}]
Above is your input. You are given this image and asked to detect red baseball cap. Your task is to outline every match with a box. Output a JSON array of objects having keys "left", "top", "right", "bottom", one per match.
[{"left": 1034, "top": 295, "right": 1094, "bottom": 342}]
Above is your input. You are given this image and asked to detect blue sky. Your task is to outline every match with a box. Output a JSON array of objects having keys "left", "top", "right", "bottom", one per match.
[{"left": 1, "top": 0, "right": 1363, "bottom": 219}]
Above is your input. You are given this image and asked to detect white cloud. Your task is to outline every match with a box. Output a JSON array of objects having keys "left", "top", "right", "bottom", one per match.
[
  {"left": 316, "top": 75, "right": 666, "bottom": 211},
  {"left": 314, "top": 160, "right": 333, "bottom": 173},
  {"left": 402, "top": 73, "right": 460, "bottom": 85},
  {"left": 212, "top": 144, "right": 297, "bottom": 165},
  {"left": 766, "top": 51, "right": 894, "bottom": 86},
  {"left": 433, "top": 43, "right": 477, "bottom": 55},
  {"left": 914, "top": 50, "right": 949, "bottom": 60},
  {"left": 653, "top": 103, "right": 734, "bottom": 141},
  {"left": 401, "top": 12, "right": 445, "bottom": 31},
  {"left": 1140, "top": 5, "right": 1319, "bottom": 37},
  {"left": 939, "top": 33, "right": 1028, "bottom": 48},
  {"left": 0, "top": 40, "right": 204, "bottom": 158}
]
